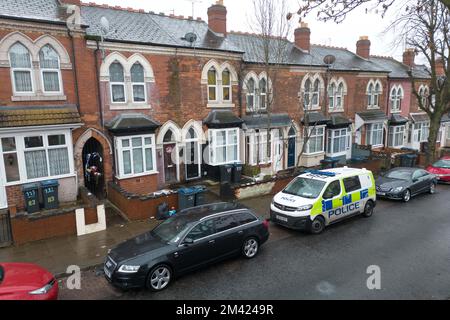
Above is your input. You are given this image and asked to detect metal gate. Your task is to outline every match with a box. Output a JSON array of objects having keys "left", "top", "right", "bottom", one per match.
[{"left": 0, "top": 210, "right": 12, "bottom": 247}]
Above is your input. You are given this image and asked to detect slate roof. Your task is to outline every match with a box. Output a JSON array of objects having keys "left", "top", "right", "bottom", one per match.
[
  {"left": 410, "top": 113, "right": 430, "bottom": 123},
  {"left": 388, "top": 113, "right": 409, "bottom": 125},
  {"left": 203, "top": 110, "right": 243, "bottom": 128},
  {"left": 0, "top": 0, "right": 65, "bottom": 24},
  {"left": 242, "top": 113, "right": 292, "bottom": 129},
  {"left": 301, "top": 112, "right": 330, "bottom": 125},
  {"left": 356, "top": 110, "right": 388, "bottom": 122},
  {"left": 106, "top": 113, "right": 161, "bottom": 135},
  {"left": 81, "top": 5, "right": 242, "bottom": 53},
  {"left": 328, "top": 114, "right": 352, "bottom": 128},
  {"left": 0, "top": 105, "right": 82, "bottom": 128},
  {"left": 370, "top": 56, "right": 430, "bottom": 79}
]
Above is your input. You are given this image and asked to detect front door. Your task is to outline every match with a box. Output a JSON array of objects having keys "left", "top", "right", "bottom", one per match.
[
  {"left": 164, "top": 143, "right": 177, "bottom": 183},
  {"left": 185, "top": 141, "right": 200, "bottom": 180},
  {"left": 288, "top": 136, "right": 296, "bottom": 168},
  {"left": 273, "top": 130, "right": 283, "bottom": 173}
]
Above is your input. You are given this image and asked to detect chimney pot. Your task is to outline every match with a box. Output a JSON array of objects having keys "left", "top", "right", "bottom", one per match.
[
  {"left": 356, "top": 36, "right": 371, "bottom": 59},
  {"left": 294, "top": 22, "right": 310, "bottom": 52},
  {"left": 208, "top": 1, "right": 227, "bottom": 35}
]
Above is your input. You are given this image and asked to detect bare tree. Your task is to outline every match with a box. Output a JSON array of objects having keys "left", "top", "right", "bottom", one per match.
[
  {"left": 386, "top": 0, "right": 450, "bottom": 164},
  {"left": 247, "top": 0, "right": 292, "bottom": 172}
]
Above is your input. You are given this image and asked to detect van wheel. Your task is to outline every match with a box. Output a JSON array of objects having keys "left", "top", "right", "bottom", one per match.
[
  {"left": 309, "top": 216, "right": 325, "bottom": 234},
  {"left": 362, "top": 201, "right": 374, "bottom": 218}
]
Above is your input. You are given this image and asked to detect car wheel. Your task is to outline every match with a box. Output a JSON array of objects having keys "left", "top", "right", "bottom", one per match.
[
  {"left": 146, "top": 265, "right": 172, "bottom": 292},
  {"left": 242, "top": 237, "right": 259, "bottom": 259},
  {"left": 402, "top": 189, "right": 411, "bottom": 202},
  {"left": 310, "top": 216, "right": 325, "bottom": 234},
  {"left": 429, "top": 182, "right": 436, "bottom": 194},
  {"left": 362, "top": 201, "right": 374, "bottom": 218}
]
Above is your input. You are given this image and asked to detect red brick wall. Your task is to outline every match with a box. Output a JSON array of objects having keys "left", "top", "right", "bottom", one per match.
[
  {"left": 5, "top": 185, "right": 25, "bottom": 213},
  {"left": 108, "top": 183, "right": 178, "bottom": 220},
  {"left": 113, "top": 174, "right": 159, "bottom": 195}
]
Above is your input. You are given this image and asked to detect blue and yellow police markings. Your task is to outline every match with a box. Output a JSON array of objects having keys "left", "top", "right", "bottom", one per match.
[{"left": 322, "top": 189, "right": 369, "bottom": 220}]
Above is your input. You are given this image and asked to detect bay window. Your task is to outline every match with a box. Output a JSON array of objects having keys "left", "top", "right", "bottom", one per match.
[
  {"left": 414, "top": 122, "right": 430, "bottom": 143},
  {"left": 306, "top": 127, "right": 325, "bottom": 154},
  {"left": 9, "top": 42, "right": 33, "bottom": 93},
  {"left": 39, "top": 45, "right": 62, "bottom": 94},
  {"left": 208, "top": 128, "right": 239, "bottom": 165},
  {"left": 246, "top": 130, "right": 271, "bottom": 165},
  {"left": 327, "top": 128, "right": 350, "bottom": 155},
  {"left": 116, "top": 135, "right": 156, "bottom": 178},
  {"left": 388, "top": 125, "right": 405, "bottom": 148},
  {"left": 0, "top": 131, "right": 73, "bottom": 184},
  {"left": 110, "top": 62, "right": 126, "bottom": 103},
  {"left": 131, "top": 63, "right": 146, "bottom": 103},
  {"left": 366, "top": 123, "right": 383, "bottom": 146}
]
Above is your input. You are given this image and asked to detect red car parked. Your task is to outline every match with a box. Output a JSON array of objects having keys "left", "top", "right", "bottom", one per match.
[
  {"left": 427, "top": 156, "right": 450, "bottom": 183},
  {"left": 0, "top": 263, "right": 58, "bottom": 300}
]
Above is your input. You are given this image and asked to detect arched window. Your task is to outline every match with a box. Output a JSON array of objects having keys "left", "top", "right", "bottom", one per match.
[
  {"left": 367, "top": 82, "right": 374, "bottom": 106},
  {"left": 246, "top": 78, "right": 256, "bottom": 110},
  {"left": 304, "top": 79, "right": 312, "bottom": 109},
  {"left": 419, "top": 86, "right": 429, "bottom": 109},
  {"left": 312, "top": 79, "right": 320, "bottom": 106},
  {"left": 39, "top": 44, "right": 61, "bottom": 93},
  {"left": 208, "top": 67, "right": 217, "bottom": 101},
  {"left": 163, "top": 130, "right": 175, "bottom": 143},
  {"left": 222, "top": 69, "right": 231, "bottom": 102},
  {"left": 336, "top": 82, "right": 344, "bottom": 109},
  {"left": 328, "top": 82, "right": 336, "bottom": 109},
  {"left": 374, "top": 82, "right": 381, "bottom": 107},
  {"left": 186, "top": 128, "right": 197, "bottom": 140},
  {"left": 109, "top": 62, "right": 126, "bottom": 103},
  {"left": 9, "top": 42, "right": 33, "bottom": 93},
  {"left": 259, "top": 78, "right": 267, "bottom": 110},
  {"left": 131, "top": 63, "right": 146, "bottom": 103}
]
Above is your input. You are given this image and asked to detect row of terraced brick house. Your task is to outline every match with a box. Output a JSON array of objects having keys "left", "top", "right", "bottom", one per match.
[{"left": 0, "top": 0, "right": 449, "bottom": 245}]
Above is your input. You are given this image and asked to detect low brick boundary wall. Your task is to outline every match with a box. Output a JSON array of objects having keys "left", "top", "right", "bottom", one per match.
[
  {"left": 231, "top": 174, "right": 296, "bottom": 200},
  {"left": 108, "top": 182, "right": 178, "bottom": 221}
]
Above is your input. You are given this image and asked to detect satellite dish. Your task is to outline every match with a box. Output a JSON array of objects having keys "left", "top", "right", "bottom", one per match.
[
  {"left": 323, "top": 54, "right": 336, "bottom": 65},
  {"left": 100, "top": 16, "right": 110, "bottom": 35},
  {"left": 183, "top": 32, "right": 197, "bottom": 44}
]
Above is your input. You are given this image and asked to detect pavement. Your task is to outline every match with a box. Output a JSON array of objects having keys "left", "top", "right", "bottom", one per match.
[{"left": 58, "top": 185, "right": 450, "bottom": 300}]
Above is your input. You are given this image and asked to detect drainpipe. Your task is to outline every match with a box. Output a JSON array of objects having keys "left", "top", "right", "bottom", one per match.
[
  {"left": 385, "top": 80, "right": 391, "bottom": 147},
  {"left": 68, "top": 30, "right": 81, "bottom": 112},
  {"left": 94, "top": 40, "right": 104, "bottom": 128}
]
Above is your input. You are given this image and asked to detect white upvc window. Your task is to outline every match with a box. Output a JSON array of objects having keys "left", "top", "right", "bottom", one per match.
[
  {"left": 366, "top": 123, "right": 384, "bottom": 146},
  {"left": 246, "top": 78, "right": 256, "bottom": 111},
  {"left": 131, "top": 63, "right": 146, "bottom": 103},
  {"left": 208, "top": 128, "right": 239, "bottom": 166},
  {"left": 305, "top": 126, "right": 325, "bottom": 154},
  {"left": 207, "top": 67, "right": 218, "bottom": 102},
  {"left": 304, "top": 79, "right": 320, "bottom": 109},
  {"left": 414, "top": 122, "right": 430, "bottom": 143},
  {"left": 109, "top": 62, "right": 126, "bottom": 103},
  {"left": 39, "top": 44, "right": 63, "bottom": 94},
  {"left": 419, "top": 86, "right": 429, "bottom": 109},
  {"left": 259, "top": 78, "right": 267, "bottom": 110},
  {"left": 0, "top": 130, "right": 74, "bottom": 185},
  {"left": 367, "top": 80, "right": 382, "bottom": 108},
  {"left": 390, "top": 86, "right": 403, "bottom": 113},
  {"left": 115, "top": 134, "right": 156, "bottom": 178},
  {"left": 9, "top": 42, "right": 34, "bottom": 94},
  {"left": 222, "top": 69, "right": 232, "bottom": 102},
  {"left": 327, "top": 128, "right": 350, "bottom": 155},
  {"left": 388, "top": 125, "right": 405, "bottom": 148}
]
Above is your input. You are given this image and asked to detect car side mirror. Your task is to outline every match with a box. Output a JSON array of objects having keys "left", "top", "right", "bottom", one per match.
[
  {"left": 412, "top": 178, "right": 419, "bottom": 182},
  {"left": 183, "top": 238, "right": 194, "bottom": 246}
]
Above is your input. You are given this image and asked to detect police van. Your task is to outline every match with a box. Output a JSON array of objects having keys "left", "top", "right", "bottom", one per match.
[{"left": 270, "top": 167, "right": 376, "bottom": 234}]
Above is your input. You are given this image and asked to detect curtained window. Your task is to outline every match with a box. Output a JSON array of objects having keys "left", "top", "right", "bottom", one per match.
[
  {"left": 109, "top": 62, "right": 126, "bottom": 103},
  {"left": 9, "top": 42, "right": 33, "bottom": 93},
  {"left": 116, "top": 135, "right": 156, "bottom": 177},
  {"left": 208, "top": 68, "right": 217, "bottom": 101},
  {"left": 131, "top": 63, "right": 146, "bottom": 103},
  {"left": 39, "top": 45, "right": 61, "bottom": 93}
]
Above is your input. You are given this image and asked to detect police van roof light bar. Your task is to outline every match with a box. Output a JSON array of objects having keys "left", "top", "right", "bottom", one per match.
[{"left": 305, "top": 170, "right": 337, "bottom": 177}]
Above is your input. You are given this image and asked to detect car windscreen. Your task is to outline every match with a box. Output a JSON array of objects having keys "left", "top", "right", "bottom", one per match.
[
  {"left": 0, "top": 265, "right": 4, "bottom": 284},
  {"left": 433, "top": 159, "right": 450, "bottom": 169},
  {"left": 151, "top": 215, "right": 193, "bottom": 244},
  {"left": 385, "top": 169, "right": 412, "bottom": 180},
  {"left": 282, "top": 177, "right": 326, "bottom": 199}
]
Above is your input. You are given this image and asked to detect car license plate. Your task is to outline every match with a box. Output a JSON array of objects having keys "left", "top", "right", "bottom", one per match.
[
  {"left": 276, "top": 215, "right": 288, "bottom": 222},
  {"left": 377, "top": 192, "right": 386, "bottom": 196},
  {"left": 104, "top": 267, "right": 112, "bottom": 279}
]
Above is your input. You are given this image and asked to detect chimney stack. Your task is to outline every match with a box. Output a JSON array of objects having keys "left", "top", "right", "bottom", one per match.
[
  {"left": 356, "top": 36, "right": 371, "bottom": 59},
  {"left": 403, "top": 48, "right": 416, "bottom": 67},
  {"left": 294, "top": 22, "right": 311, "bottom": 52},
  {"left": 435, "top": 57, "right": 445, "bottom": 76},
  {"left": 208, "top": 0, "right": 227, "bottom": 35}
]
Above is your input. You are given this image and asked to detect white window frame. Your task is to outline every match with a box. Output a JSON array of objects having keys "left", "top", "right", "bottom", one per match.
[
  {"left": 130, "top": 63, "right": 147, "bottom": 104},
  {"left": 246, "top": 77, "right": 256, "bottom": 111},
  {"left": 109, "top": 63, "right": 127, "bottom": 104},
  {"left": 367, "top": 80, "right": 382, "bottom": 109},
  {"left": 366, "top": 123, "right": 384, "bottom": 147},
  {"left": 326, "top": 128, "right": 350, "bottom": 156},
  {"left": 259, "top": 78, "right": 267, "bottom": 110},
  {"left": 305, "top": 126, "right": 325, "bottom": 155},
  {"left": 221, "top": 69, "right": 232, "bottom": 102},
  {"left": 0, "top": 130, "right": 74, "bottom": 186},
  {"left": 115, "top": 134, "right": 157, "bottom": 179},
  {"left": 208, "top": 128, "right": 240, "bottom": 166},
  {"left": 388, "top": 125, "right": 405, "bottom": 148},
  {"left": 414, "top": 122, "right": 430, "bottom": 143},
  {"left": 207, "top": 67, "right": 218, "bottom": 102},
  {"left": 390, "top": 86, "right": 403, "bottom": 113},
  {"left": 9, "top": 43, "right": 34, "bottom": 95},
  {"left": 39, "top": 46, "right": 63, "bottom": 95}
]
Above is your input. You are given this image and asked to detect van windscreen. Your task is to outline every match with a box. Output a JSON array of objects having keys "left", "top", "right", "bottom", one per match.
[{"left": 283, "top": 177, "right": 326, "bottom": 199}]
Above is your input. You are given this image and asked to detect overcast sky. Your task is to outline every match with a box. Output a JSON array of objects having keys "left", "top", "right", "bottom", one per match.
[{"left": 96, "top": 0, "right": 412, "bottom": 62}]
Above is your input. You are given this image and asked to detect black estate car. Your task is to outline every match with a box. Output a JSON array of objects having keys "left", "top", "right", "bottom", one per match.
[
  {"left": 104, "top": 202, "right": 269, "bottom": 291},
  {"left": 376, "top": 167, "right": 437, "bottom": 202}
]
